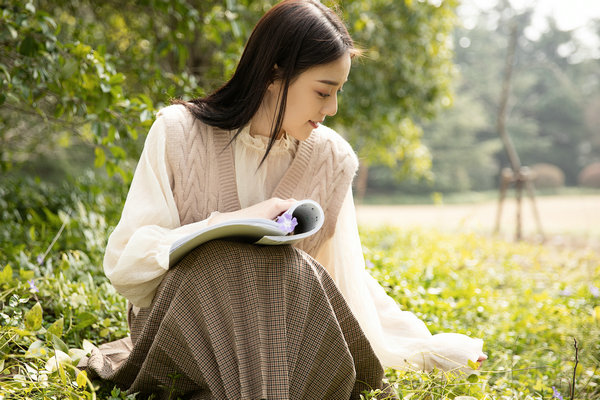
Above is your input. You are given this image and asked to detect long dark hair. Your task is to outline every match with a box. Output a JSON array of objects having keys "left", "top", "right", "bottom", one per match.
[{"left": 176, "top": 0, "right": 357, "bottom": 164}]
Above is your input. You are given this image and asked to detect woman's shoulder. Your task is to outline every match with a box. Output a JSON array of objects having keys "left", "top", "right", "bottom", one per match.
[
  {"left": 153, "top": 103, "right": 217, "bottom": 145},
  {"left": 155, "top": 103, "right": 197, "bottom": 131},
  {"left": 312, "top": 124, "right": 358, "bottom": 165}
]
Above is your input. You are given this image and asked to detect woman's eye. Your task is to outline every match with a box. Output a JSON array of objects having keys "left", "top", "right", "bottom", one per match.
[{"left": 317, "top": 92, "right": 329, "bottom": 98}]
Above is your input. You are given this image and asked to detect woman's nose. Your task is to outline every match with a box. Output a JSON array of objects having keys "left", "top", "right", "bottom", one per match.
[{"left": 322, "top": 95, "right": 338, "bottom": 117}]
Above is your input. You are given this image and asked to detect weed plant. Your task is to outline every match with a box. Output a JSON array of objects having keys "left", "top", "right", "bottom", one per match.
[{"left": 0, "top": 176, "right": 598, "bottom": 399}]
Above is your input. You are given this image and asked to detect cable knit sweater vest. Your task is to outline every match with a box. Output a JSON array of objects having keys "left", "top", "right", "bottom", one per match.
[{"left": 160, "top": 104, "right": 358, "bottom": 256}]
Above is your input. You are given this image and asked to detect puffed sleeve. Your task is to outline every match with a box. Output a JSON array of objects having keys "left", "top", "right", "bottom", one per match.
[
  {"left": 314, "top": 188, "right": 485, "bottom": 372},
  {"left": 103, "top": 111, "right": 212, "bottom": 308}
]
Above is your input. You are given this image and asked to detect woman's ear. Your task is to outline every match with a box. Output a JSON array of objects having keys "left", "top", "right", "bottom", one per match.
[
  {"left": 270, "top": 64, "right": 282, "bottom": 83},
  {"left": 267, "top": 65, "right": 281, "bottom": 92},
  {"left": 267, "top": 79, "right": 282, "bottom": 94}
]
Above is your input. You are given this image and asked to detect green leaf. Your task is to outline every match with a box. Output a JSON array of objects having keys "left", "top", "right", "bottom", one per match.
[
  {"left": 76, "top": 369, "right": 88, "bottom": 388},
  {"left": 25, "top": 340, "right": 48, "bottom": 358},
  {"left": 109, "top": 145, "right": 127, "bottom": 159},
  {"left": 108, "top": 73, "right": 125, "bottom": 85},
  {"left": 467, "top": 359, "right": 480, "bottom": 370},
  {"left": 140, "top": 109, "right": 152, "bottom": 122},
  {"left": 47, "top": 317, "right": 64, "bottom": 338},
  {"left": 94, "top": 147, "right": 106, "bottom": 168},
  {"left": 24, "top": 302, "right": 43, "bottom": 331},
  {"left": 18, "top": 35, "right": 40, "bottom": 57},
  {"left": 50, "top": 334, "right": 70, "bottom": 354},
  {"left": 19, "top": 269, "right": 35, "bottom": 281},
  {"left": 0, "top": 264, "right": 13, "bottom": 284},
  {"left": 7, "top": 25, "right": 18, "bottom": 40},
  {"left": 74, "top": 311, "right": 97, "bottom": 330},
  {"left": 25, "top": 1, "right": 36, "bottom": 13},
  {"left": 467, "top": 373, "right": 479, "bottom": 383}
]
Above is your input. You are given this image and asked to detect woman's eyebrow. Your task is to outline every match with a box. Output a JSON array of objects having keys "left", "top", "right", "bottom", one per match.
[
  {"left": 317, "top": 79, "right": 347, "bottom": 86},
  {"left": 317, "top": 79, "right": 346, "bottom": 91},
  {"left": 317, "top": 79, "right": 340, "bottom": 86}
]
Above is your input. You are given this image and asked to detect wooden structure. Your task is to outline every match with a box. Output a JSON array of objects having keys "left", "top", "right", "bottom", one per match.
[{"left": 494, "top": 21, "right": 545, "bottom": 241}]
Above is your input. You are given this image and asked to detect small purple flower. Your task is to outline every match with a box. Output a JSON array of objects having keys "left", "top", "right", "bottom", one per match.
[
  {"left": 28, "top": 279, "right": 39, "bottom": 293},
  {"left": 552, "top": 386, "right": 564, "bottom": 400},
  {"left": 366, "top": 260, "right": 374, "bottom": 269},
  {"left": 275, "top": 212, "right": 298, "bottom": 234},
  {"left": 37, "top": 255, "right": 44, "bottom": 265},
  {"left": 590, "top": 285, "right": 600, "bottom": 298},
  {"left": 559, "top": 288, "right": 572, "bottom": 297}
]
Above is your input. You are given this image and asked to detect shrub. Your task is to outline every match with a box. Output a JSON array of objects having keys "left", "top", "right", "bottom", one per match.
[
  {"left": 578, "top": 162, "right": 600, "bottom": 188},
  {"left": 531, "top": 163, "right": 565, "bottom": 189}
]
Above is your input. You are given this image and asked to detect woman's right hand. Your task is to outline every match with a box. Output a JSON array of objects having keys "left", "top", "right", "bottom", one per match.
[{"left": 208, "top": 197, "right": 297, "bottom": 226}]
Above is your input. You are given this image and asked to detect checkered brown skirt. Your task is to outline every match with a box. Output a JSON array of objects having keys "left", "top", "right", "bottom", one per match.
[{"left": 86, "top": 240, "right": 387, "bottom": 399}]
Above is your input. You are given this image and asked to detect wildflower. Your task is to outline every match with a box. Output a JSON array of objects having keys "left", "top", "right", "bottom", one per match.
[
  {"left": 559, "top": 288, "right": 572, "bottom": 297},
  {"left": 590, "top": 284, "right": 600, "bottom": 298},
  {"left": 275, "top": 212, "right": 298, "bottom": 234},
  {"left": 552, "top": 386, "right": 564, "bottom": 400},
  {"left": 366, "top": 260, "right": 374, "bottom": 269},
  {"left": 37, "top": 254, "right": 44, "bottom": 265},
  {"left": 28, "top": 279, "right": 39, "bottom": 293}
]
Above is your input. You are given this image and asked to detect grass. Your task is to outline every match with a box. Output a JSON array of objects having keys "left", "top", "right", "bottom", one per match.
[
  {"left": 1, "top": 176, "right": 599, "bottom": 399},
  {"left": 361, "top": 227, "right": 600, "bottom": 399}
]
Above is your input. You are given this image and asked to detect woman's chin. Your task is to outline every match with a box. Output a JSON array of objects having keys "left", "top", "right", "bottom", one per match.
[{"left": 287, "top": 128, "right": 313, "bottom": 141}]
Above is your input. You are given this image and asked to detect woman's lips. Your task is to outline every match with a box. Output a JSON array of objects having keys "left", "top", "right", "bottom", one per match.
[{"left": 309, "top": 120, "right": 320, "bottom": 129}]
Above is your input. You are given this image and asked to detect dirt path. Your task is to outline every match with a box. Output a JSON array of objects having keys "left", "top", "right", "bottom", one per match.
[{"left": 356, "top": 195, "right": 600, "bottom": 244}]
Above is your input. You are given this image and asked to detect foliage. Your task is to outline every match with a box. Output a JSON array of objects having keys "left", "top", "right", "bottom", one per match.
[
  {"left": 578, "top": 162, "right": 600, "bottom": 189},
  {"left": 330, "top": 0, "right": 458, "bottom": 179},
  {"left": 0, "top": 1, "right": 155, "bottom": 180},
  {"left": 362, "top": 227, "right": 600, "bottom": 399},
  {"left": 1, "top": 177, "right": 599, "bottom": 398},
  {"left": 1, "top": 0, "right": 460, "bottom": 184},
  {"left": 531, "top": 163, "right": 565, "bottom": 190},
  {"left": 369, "top": 5, "right": 600, "bottom": 195}
]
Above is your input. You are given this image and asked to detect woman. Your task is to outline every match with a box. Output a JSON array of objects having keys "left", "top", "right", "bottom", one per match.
[{"left": 89, "top": 0, "right": 486, "bottom": 398}]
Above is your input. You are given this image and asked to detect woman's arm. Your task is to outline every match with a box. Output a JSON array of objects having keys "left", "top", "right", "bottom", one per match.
[
  {"left": 314, "top": 188, "right": 485, "bottom": 372},
  {"left": 104, "top": 111, "right": 297, "bottom": 308},
  {"left": 103, "top": 113, "right": 213, "bottom": 308}
]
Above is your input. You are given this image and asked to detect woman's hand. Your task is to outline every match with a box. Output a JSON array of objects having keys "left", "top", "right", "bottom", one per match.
[{"left": 208, "top": 197, "right": 297, "bottom": 226}]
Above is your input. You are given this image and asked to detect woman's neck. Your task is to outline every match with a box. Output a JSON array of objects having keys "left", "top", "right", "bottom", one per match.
[{"left": 249, "top": 89, "right": 283, "bottom": 138}]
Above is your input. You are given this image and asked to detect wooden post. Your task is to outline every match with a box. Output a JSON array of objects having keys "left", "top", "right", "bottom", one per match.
[
  {"left": 494, "top": 168, "right": 513, "bottom": 234},
  {"left": 515, "top": 172, "right": 523, "bottom": 240}
]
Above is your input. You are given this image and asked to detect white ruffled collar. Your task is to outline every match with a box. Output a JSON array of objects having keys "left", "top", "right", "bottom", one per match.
[{"left": 237, "top": 125, "right": 298, "bottom": 154}]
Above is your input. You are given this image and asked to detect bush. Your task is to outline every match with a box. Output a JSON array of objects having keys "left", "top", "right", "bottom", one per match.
[
  {"left": 578, "top": 162, "right": 600, "bottom": 188},
  {"left": 531, "top": 163, "right": 565, "bottom": 189}
]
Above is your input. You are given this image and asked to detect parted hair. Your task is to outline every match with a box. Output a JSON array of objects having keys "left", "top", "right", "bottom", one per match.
[{"left": 175, "top": 0, "right": 357, "bottom": 164}]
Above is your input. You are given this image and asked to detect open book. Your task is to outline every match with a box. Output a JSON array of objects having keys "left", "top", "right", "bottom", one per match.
[{"left": 169, "top": 199, "right": 324, "bottom": 267}]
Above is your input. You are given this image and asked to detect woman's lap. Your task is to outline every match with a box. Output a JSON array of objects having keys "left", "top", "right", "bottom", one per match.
[{"left": 88, "top": 240, "right": 385, "bottom": 399}]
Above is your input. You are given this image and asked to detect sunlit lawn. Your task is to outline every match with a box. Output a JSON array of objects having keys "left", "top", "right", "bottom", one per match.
[
  {"left": 1, "top": 178, "right": 599, "bottom": 399},
  {"left": 361, "top": 227, "right": 600, "bottom": 399}
]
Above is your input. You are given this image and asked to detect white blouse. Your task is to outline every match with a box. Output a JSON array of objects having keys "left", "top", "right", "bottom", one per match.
[{"left": 104, "top": 119, "right": 485, "bottom": 372}]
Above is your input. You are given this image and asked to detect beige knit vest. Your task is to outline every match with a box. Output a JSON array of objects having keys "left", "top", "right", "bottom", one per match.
[{"left": 160, "top": 104, "right": 358, "bottom": 256}]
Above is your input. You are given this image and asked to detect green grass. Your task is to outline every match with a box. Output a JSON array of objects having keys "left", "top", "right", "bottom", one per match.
[{"left": 1, "top": 177, "right": 599, "bottom": 399}]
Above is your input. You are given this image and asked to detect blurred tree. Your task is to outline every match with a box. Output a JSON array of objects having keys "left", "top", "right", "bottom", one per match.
[
  {"left": 0, "top": 0, "right": 264, "bottom": 180},
  {"left": 386, "top": 3, "right": 600, "bottom": 194},
  {"left": 1, "top": 0, "right": 459, "bottom": 190},
  {"left": 0, "top": 1, "right": 153, "bottom": 180},
  {"left": 329, "top": 0, "right": 458, "bottom": 199}
]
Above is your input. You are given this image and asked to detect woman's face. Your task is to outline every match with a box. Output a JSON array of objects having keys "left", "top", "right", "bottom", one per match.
[{"left": 270, "top": 53, "right": 352, "bottom": 141}]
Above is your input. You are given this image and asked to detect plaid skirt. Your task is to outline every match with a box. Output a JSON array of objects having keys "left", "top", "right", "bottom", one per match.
[{"left": 86, "top": 240, "right": 387, "bottom": 399}]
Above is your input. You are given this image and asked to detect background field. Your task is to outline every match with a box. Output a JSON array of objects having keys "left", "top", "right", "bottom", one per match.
[{"left": 357, "top": 194, "right": 600, "bottom": 248}]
